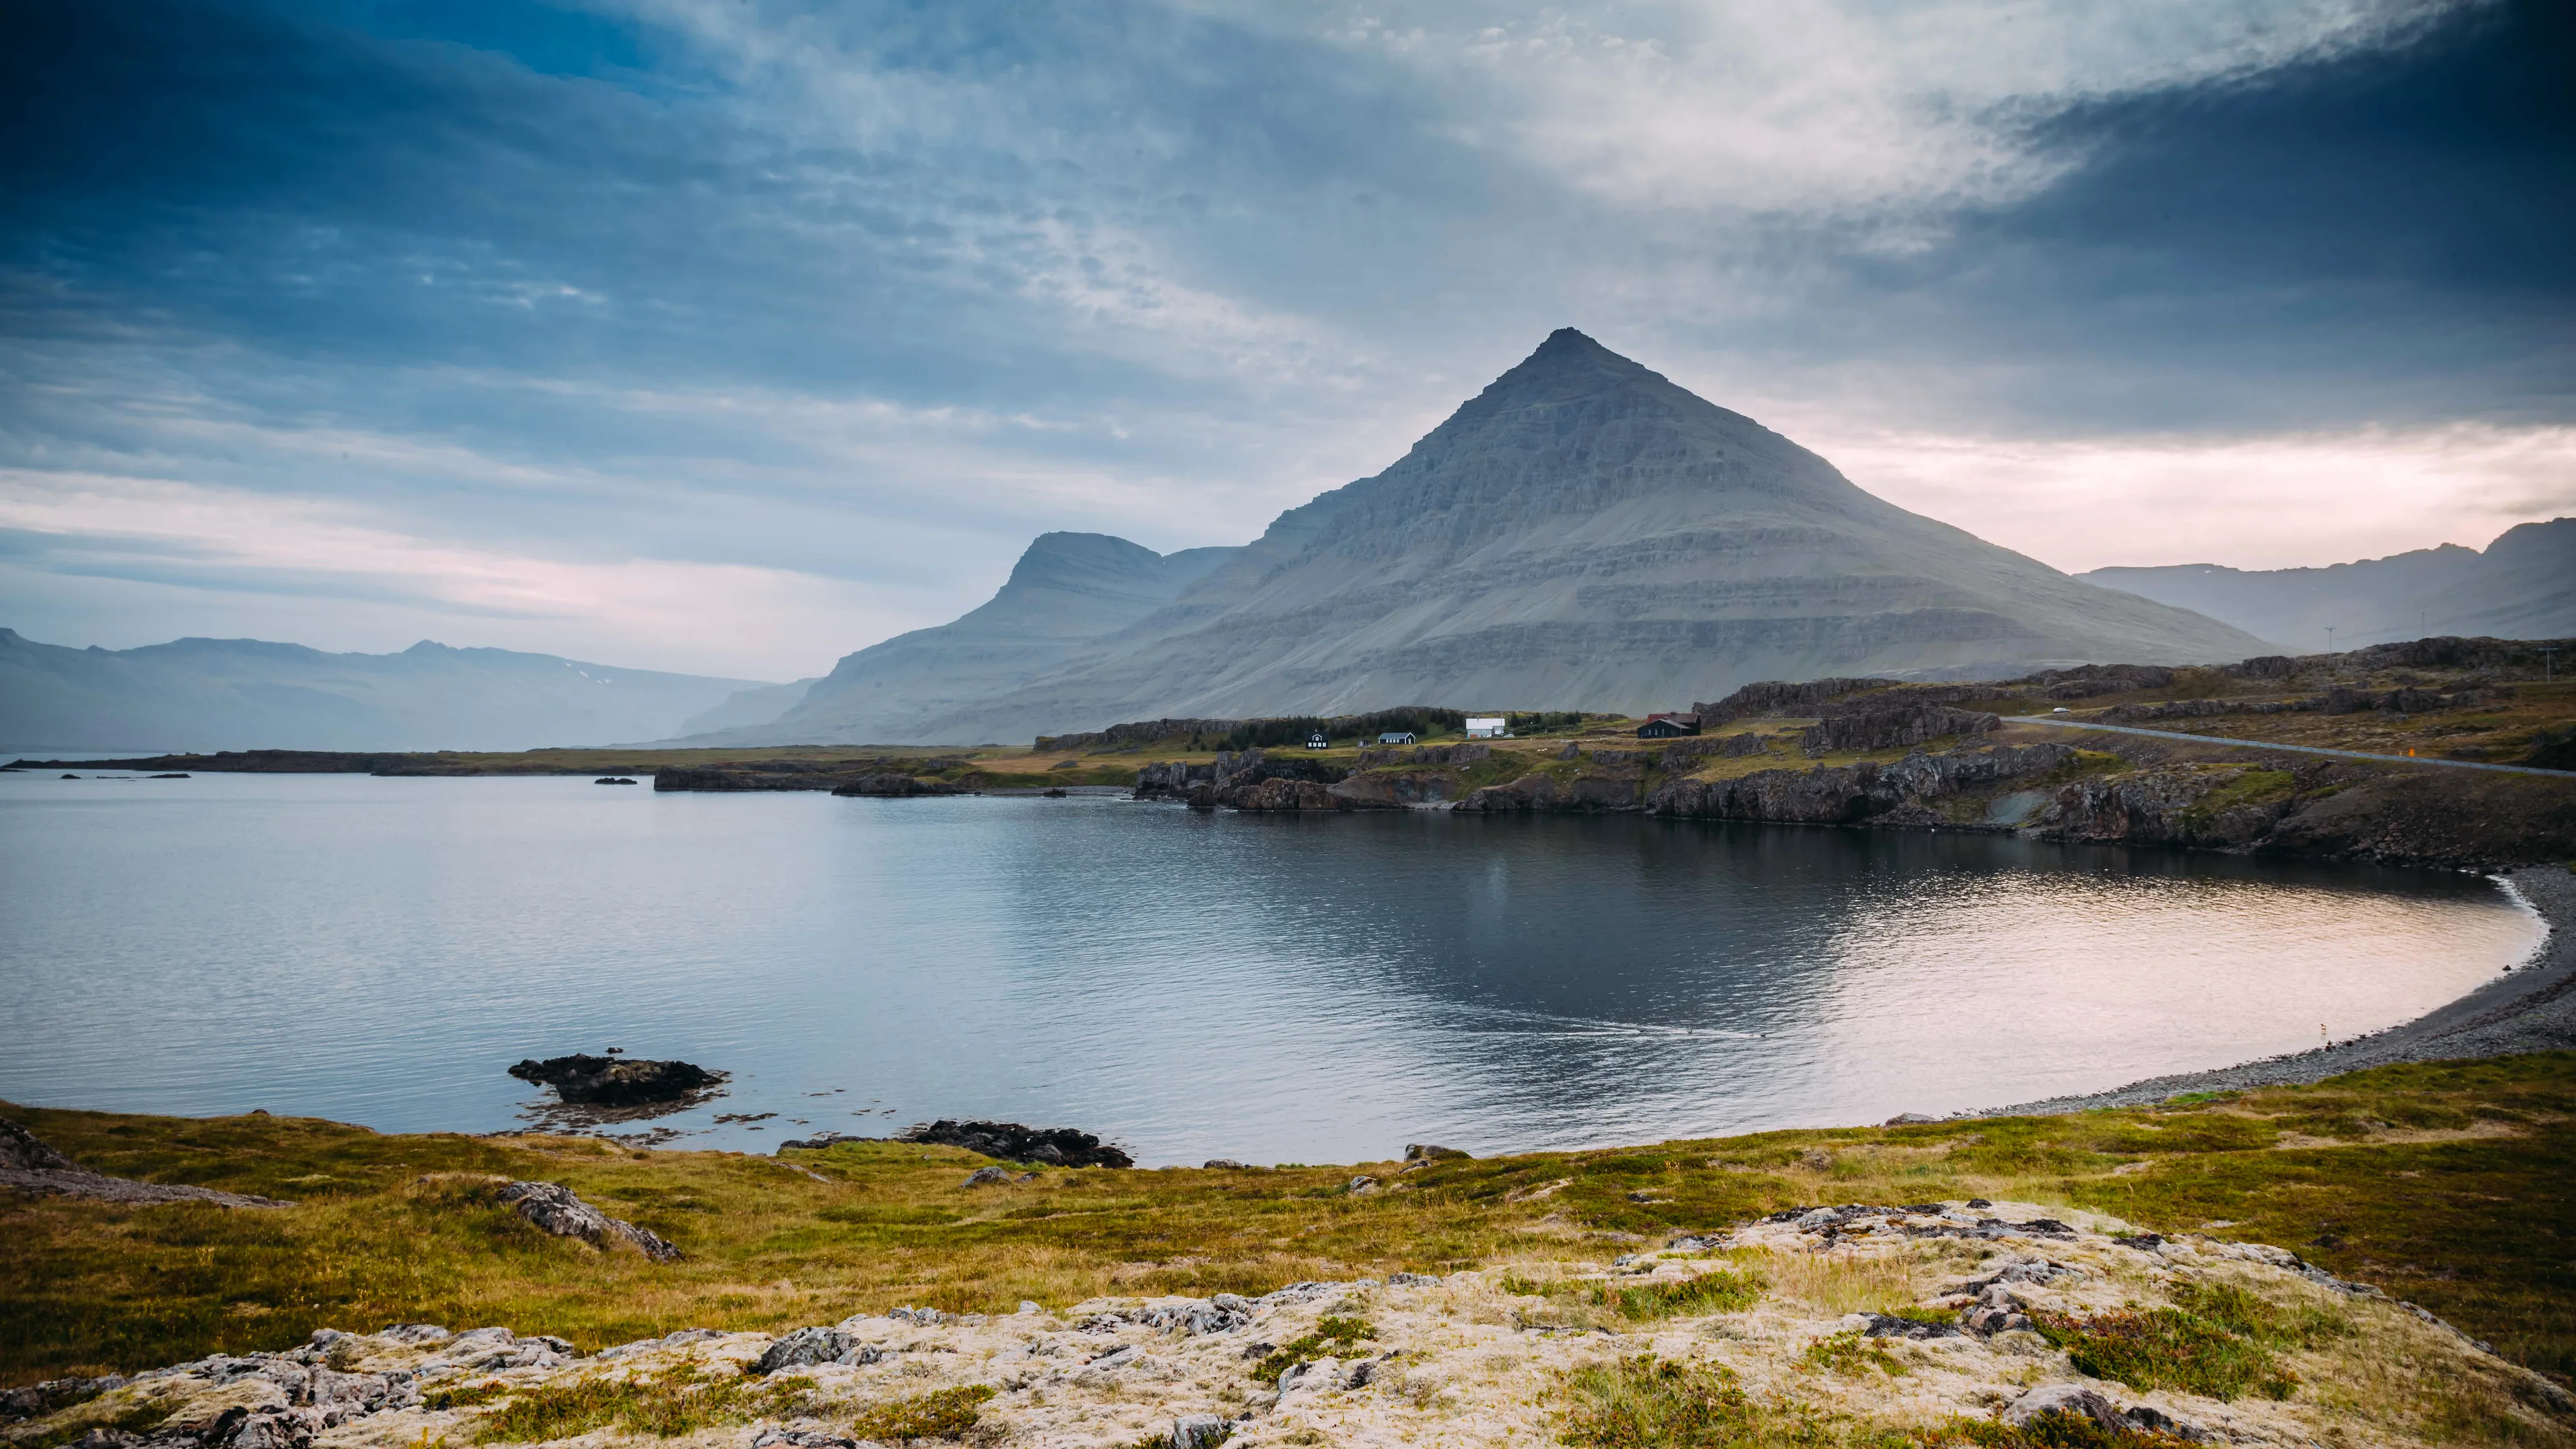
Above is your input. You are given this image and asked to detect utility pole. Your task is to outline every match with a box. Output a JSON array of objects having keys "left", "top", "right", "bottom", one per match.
[
  {"left": 2325, "top": 625, "right": 2337, "bottom": 655},
  {"left": 2542, "top": 645, "right": 2559, "bottom": 684}
]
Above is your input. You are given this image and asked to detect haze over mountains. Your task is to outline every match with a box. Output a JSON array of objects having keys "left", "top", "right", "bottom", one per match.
[
  {"left": 2082, "top": 519, "right": 2576, "bottom": 654},
  {"left": 0, "top": 631, "right": 769, "bottom": 753},
  {"left": 700, "top": 330, "right": 2270, "bottom": 745}
]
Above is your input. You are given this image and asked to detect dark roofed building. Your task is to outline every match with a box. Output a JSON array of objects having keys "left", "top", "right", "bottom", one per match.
[{"left": 1638, "top": 712, "right": 1701, "bottom": 739}]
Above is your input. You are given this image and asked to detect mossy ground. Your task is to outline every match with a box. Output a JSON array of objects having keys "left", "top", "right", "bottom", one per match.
[{"left": 6, "top": 1053, "right": 2571, "bottom": 1397}]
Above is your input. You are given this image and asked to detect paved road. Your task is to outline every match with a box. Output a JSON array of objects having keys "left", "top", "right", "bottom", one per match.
[{"left": 2004, "top": 715, "right": 2571, "bottom": 779}]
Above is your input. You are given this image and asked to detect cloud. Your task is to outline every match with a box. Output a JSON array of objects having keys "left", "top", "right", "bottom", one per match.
[
  {"left": 0, "top": 0, "right": 2566, "bottom": 673},
  {"left": 1813, "top": 421, "right": 2576, "bottom": 574}
]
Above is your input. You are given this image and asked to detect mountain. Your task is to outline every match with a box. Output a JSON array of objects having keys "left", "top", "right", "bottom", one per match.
[
  {"left": 2082, "top": 518, "right": 2576, "bottom": 653},
  {"left": 676, "top": 533, "right": 1237, "bottom": 745},
  {"left": 728, "top": 331, "right": 2270, "bottom": 746},
  {"left": 678, "top": 678, "right": 819, "bottom": 735},
  {"left": 0, "top": 631, "right": 773, "bottom": 753}
]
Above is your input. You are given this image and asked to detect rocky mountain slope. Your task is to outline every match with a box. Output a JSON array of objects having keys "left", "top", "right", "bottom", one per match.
[
  {"left": 0, "top": 631, "right": 769, "bottom": 753},
  {"left": 678, "top": 533, "right": 1236, "bottom": 747},
  {"left": 732, "top": 331, "right": 2270, "bottom": 746},
  {"left": 2084, "top": 517, "right": 2576, "bottom": 653}
]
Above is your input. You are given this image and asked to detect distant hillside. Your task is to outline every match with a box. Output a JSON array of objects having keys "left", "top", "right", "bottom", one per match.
[
  {"left": 675, "top": 533, "right": 1236, "bottom": 745},
  {"left": 2083, "top": 518, "right": 2576, "bottom": 653},
  {"left": 0, "top": 631, "right": 772, "bottom": 752},
  {"left": 727, "top": 330, "right": 2269, "bottom": 745}
]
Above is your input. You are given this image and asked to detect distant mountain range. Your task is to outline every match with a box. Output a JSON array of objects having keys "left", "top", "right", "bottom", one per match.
[
  {"left": 692, "top": 329, "right": 2270, "bottom": 746},
  {"left": 0, "top": 631, "right": 773, "bottom": 753},
  {"left": 2080, "top": 518, "right": 2576, "bottom": 653}
]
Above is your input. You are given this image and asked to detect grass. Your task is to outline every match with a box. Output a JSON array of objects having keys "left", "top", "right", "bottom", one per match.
[
  {"left": 466, "top": 1362, "right": 816, "bottom": 1442},
  {"left": 5, "top": 1051, "right": 2573, "bottom": 1397},
  {"left": 1593, "top": 1270, "right": 1763, "bottom": 1320},
  {"left": 1554, "top": 1356, "right": 1822, "bottom": 1449},
  {"left": 1799, "top": 1330, "right": 1905, "bottom": 1378},
  {"left": 1250, "top": 1316, "right": 1376, "bottom": 1385},
  {"left": 2029, "top": 1305, "right": 2298, "bottom": 1401},
  {"left": 847, "top": 1385, "right": 995, "bottom": 1441}
]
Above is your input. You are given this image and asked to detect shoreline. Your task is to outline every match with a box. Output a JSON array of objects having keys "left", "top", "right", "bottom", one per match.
[{"left": 1980, "top": 863, "right": 2576, "bottom": 1116}]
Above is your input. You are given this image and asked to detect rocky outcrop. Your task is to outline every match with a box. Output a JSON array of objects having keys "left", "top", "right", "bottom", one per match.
[
  {"left": 1799, "top": 700, "right": 1998, "bottom": 755},
  {"left": 655, "top": 759, "right": 967, "bottom": 792},
  {"left": 494, "top": 1181, "right": 682, "bottom": 1262},
  {"left": 1693, "top": 678, "right": 1898, "bottom": 724},
  {"left": 1646, "top": 745, "right": 2073, "bottom": 826},
  {"left": 1134, "top": 749, "right": 1349, "bottom": 811},
  {"left": 898, "top": 1120, "right": 1134, "bottom": 1169},
  {"left": 507, "top": 1055, "right": 723, "bottom": 1106},
  {"left": 827, "top": 775, "right": 965, "bottom": 797},
  {"left": 1454, "top": 767, "right": 1646, "bottom": 814}
]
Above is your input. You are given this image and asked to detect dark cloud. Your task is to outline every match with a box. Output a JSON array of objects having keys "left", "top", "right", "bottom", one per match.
[{"left": 1827, "top": 0, "right": 2576, "bottom": 431}]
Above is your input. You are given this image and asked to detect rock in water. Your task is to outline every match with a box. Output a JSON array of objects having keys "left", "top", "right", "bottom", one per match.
[
  {"left": 898, "top": 1120, "right": 1132, "bottom": 1169},
  {"left": 506, "top": 1054, "right": 722, "bottom": 1105},
  {"left": 496, "top": 1181, "right": 683, "bottom": 1261}
]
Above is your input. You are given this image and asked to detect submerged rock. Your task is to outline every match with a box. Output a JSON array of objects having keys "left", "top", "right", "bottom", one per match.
[{"left": 506, "top": 1054, "right": 722, "bottom": 1106}]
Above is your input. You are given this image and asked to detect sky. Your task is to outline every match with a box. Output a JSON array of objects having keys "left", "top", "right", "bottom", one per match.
[{"left": 1, "top": 0, "right": 2570, "bottom": 681}]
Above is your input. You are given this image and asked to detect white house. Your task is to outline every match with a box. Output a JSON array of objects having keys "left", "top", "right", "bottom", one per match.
[{"left": 1464, "top": 716, "right": 1507, "bottom": 739}]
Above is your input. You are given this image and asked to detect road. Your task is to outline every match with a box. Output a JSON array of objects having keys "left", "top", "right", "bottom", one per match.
[{"left": 2004, "top": 715, "right": 2569, "bottom": 779}]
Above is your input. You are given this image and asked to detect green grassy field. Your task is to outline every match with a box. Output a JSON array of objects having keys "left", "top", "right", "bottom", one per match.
[{"left": 7, "top": 1053, "right": 2569, "bottom": 1393}]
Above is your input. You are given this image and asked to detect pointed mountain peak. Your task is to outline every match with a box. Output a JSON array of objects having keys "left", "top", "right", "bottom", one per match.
[{"left": 1479, "top": 327, "right": 1664, "bottom": 404}]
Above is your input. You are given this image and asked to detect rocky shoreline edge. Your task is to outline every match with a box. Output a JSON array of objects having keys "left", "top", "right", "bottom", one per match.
[{"left": 1981, "top": 863, "right": 2573, "bottom": 1117}]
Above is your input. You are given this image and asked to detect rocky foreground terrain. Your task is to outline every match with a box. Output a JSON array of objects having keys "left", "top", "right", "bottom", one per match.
[{"left": 9, "top": 1197, "right": 2566, "bottom": 1449}]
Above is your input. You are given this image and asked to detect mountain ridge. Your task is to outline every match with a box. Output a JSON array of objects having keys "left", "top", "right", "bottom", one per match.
[
  {"left": 713, "top": 329, "right": 2273, "bottom": 745},
  {"left": 2082, "top": 517, "right": 2576, "bottom": 653},
  {"left": 0, "top": 629, "right": 772, "bottom": 752}
]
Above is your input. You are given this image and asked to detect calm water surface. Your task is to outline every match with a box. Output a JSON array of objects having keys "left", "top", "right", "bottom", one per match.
[{"left": 0, "top": 771, "right": 2543, "bottom": 1164}]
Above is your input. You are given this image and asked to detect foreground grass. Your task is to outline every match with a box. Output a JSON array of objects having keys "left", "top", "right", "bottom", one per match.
[{"left": 5, "top": 1052, "right": 2571, "bottom": 1392}]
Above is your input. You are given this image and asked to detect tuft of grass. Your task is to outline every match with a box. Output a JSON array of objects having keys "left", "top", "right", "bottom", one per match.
[
  {"left": 466, "top": 1363, "right": 817, "bottom": 1442},
  {"left": 1799, "top": 1330, "right": 1905, "bottom": 1378},
  {"left": 847, "top": 1385, "right": 994, "bottom": 1442},
  {"left": 2029, "top": 1307, "right": 2297, "bottom": 1402},
  {"left": 1554, "top": 1356, "right": 1824, "bottom": 1449},
  {"left": 12, "top": 1399, "right": 172, "bottom": 1449},
  {"left": 2167, "top": 1279, "right": 2351, "bottom": 1350},
  {"left": 1592, "top": 1271, "right": 1762, "bottom": 1320},
  {"left": 1251, "top": 1316, "right": 1375, "bottom": 1385},
  {"left": 420, "top": 1380, "right": 511, "bottom": 1411}
]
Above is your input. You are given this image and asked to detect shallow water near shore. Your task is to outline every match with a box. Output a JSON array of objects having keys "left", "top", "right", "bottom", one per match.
[{"left": 0, "top": 771, "right": 2543, "bottom": 1164}]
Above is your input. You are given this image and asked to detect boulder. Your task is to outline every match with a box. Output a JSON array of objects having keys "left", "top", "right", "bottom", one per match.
[
  {"left": 1169, "top": 1414, "right": 1231, "bottom": 1449},
  {"left": 749, "top": 1327, "right": 853, "bottom": 1376},
  {"left": 1402, "top": 1143, "right": 1470, "bottom": 1162},
  {"left": 494, "top": 1181, "right": 682, "bottom": 1262},
  {"left": 2000, "top": 1384, "right": 2126, "bottom": 1432},
  {"left": 961, "top": 1167, "right": 1012, "bottom": 1187}
]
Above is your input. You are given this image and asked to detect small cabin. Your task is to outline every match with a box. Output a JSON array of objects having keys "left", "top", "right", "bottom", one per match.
[
  {"left": 1304, "top": 732, "right": 1330, "bottom": 750},
  {"left": 1638, "top": 712, "right": 1702, "bottom": 739},
  {"left": 1378, "top": 731, "right": 1417, "bottom": 745},
  {"left": 1464, "top": 716, "right": 1507, "bottom": 739}
]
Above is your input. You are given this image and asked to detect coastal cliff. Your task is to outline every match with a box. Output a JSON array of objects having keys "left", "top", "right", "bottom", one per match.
[{"left": 1124, "top": 647, "right": 2576, "bottom": 869}]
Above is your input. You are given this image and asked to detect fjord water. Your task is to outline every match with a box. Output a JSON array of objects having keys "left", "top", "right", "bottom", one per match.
[{"left": 0, "top": 773, "right": 2540, "bottom": 1165}]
